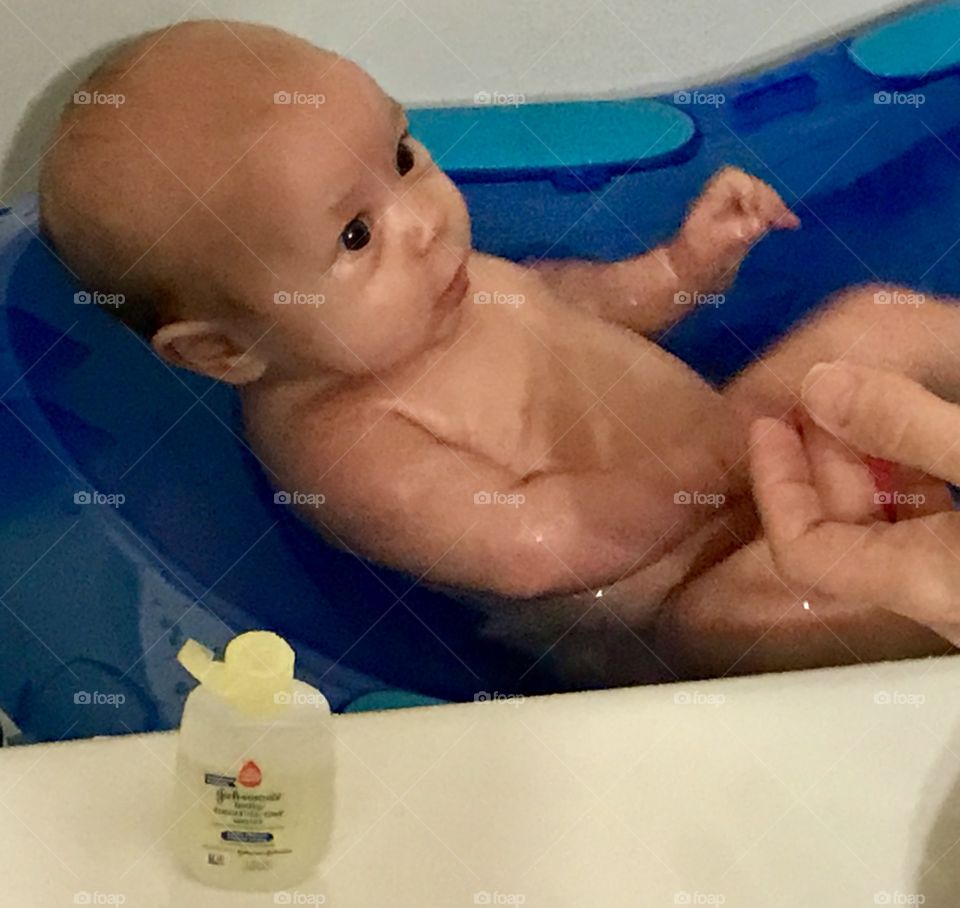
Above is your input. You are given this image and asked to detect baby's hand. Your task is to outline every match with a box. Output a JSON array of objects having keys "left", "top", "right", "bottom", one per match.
[{"left": 676, "top": 166, "right": 800, "bottom": 281}]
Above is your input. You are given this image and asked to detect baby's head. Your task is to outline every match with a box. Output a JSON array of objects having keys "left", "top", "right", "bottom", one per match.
[{"left": 40, "top": 21, "right": 472, "bottom": 384}]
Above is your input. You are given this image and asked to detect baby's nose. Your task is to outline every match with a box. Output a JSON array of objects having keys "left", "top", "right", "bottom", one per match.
[{"left": 405, "top": 206, "right": 442, "bottom": 256}]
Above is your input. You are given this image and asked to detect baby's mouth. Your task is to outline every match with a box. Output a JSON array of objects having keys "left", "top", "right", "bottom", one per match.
[{"left": 436, "top": 261, "right": 469, "bottom": 309}]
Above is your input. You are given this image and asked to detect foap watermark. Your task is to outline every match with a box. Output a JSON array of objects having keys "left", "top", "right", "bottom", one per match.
[
  {"left": 474, "top": 490, "right": 525, "bottom": 508},
  {"left": 274, "top": 690, "right": 327, "bottom": 707},
  {"left": 874, "top": 491, "right": 925, "bottom": 509},
  {"left": 675, "top": 893, "right": 726, "bottom": 905},
  {"left": 874, "top": 690, "right": 925, "bottom": 708},
  {"left": 274, "top": 290, "right": 325, "bottom": 307},
  {"left": 673, "top": 90, "right": 726, "bottom": 108},
  {"left": 474, "top": 90, "right": 526, "bottom": 107},
  {"left": 874, "top": 892, "right": 926, "bottom": 905},
  {"left": 73, "top": 90, "right": 125, "bottom": 108},
  {"left": 73, "top": 894, "right": 126, "bottom": 906},
  {"left": 274, "top": 490, "right": 325, "bottom": 508},
  {"left": 874, "top": 290, "right": 925, "bottom": 307},
  {"left": 74, "top": 690, "right": 126, "bottom": 709},
  {"left": 475, "top": 691, "right": 525, "bottom": 707},
  {"left": 674, "top": 491, "right": 725, "bottom": 508},
  {"left": 674, "top": 291, "right": 725, "bottom": 307},
  {"left": 74, "top": 490, "right": 125, "bottom": 508},
  {"left": 674, "top": 690, "right": 726, "bottom": 707},
  {"left": 273, "top": 90, "right": 326, "bottom": 108},
  {"left": 273, "top": 891, "right": 327, "bottom": 904},
  {"left": 874, "top": 90, "right": 925, "bottom": 108},
  {"left": 75, "top": 290, "right": 124, "bottom": 308},
  {"left": 474, "top": 893, "right": 526, "bottom": 905},
  {"left": 474, "top": 290, "right": 525, "bottom": 307}
]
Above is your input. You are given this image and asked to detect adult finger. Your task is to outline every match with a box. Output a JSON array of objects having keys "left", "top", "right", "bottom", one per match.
[
  {"left": 797, "top": 411, "right": 883, "bottom": 524},
  {"left": 778, "top": 512, "right": 960, "bottom": 627},
  {"left": 801, "top": 362, "right": 960, "bottom": 483},
  {"left": 748, "top": 416, "right": 825, "bottom": 550}
]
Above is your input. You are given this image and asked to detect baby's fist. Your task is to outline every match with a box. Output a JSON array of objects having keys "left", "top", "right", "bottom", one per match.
[{"left": 679, "top": 167, "right": 800, "bottom": 277}]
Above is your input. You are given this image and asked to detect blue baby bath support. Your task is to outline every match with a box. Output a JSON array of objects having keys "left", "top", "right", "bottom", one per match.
[{"left": 5, "top": 1, "right": 960, "bottom": 742}]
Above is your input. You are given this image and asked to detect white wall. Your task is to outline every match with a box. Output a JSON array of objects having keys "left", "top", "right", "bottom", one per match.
[{"left": 0, "top": 0, "right": 927, "bottom": 196}]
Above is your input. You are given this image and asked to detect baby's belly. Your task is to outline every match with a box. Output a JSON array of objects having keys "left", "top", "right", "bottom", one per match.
[
  {"left": 488, "top": 485, "right": 754, "bottom": 612},
  {"left": 394, "top": 269, "right": 753, "bottom": 623},
  {"left": 438, "top": 490, "right": 760, "bottom": 687}
]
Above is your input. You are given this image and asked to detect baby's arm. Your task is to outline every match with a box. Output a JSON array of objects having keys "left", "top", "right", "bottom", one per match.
[
  {"left": 656, "top": 538, "right": 952, "bottom": 678},
  {"left": 531, "top": 167, "right": 798, "bottom": 336},
  {"left": 283, "top": 407, "right": 706, "bottom": 600}
]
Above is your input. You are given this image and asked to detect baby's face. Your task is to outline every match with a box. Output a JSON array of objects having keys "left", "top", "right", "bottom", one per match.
[
  {"left": 201, "top": 59, "right": 473, "bottom": 382},
  {"left": 44, "top": 24, "right": 474, "bottom": 385}
]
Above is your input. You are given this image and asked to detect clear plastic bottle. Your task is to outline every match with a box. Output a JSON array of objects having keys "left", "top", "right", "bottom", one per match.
[{"left": 168, "top": 631, "right": 334, "bottom": 891}]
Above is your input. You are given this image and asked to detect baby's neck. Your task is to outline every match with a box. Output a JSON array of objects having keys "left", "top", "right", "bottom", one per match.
[
  {"left": 244, "top": 301, "right": 475, "bottom": 404},
  {"left": 240, "top": 368, "right": 349, "bottom": 413}
]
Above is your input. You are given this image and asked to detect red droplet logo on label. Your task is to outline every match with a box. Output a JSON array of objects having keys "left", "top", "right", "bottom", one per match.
[{"left": 238, "top": 760, "right": 262, "bottom": 787}]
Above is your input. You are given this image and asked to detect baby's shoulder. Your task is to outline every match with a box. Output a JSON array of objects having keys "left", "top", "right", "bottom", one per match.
[{"left": 243, "top": 381, "right": 390, "bottom": 471}]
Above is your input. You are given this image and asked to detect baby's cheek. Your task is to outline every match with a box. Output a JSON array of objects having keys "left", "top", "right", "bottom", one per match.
[{"left": 364, "top": 291, "right": 429, "bottom": 353}]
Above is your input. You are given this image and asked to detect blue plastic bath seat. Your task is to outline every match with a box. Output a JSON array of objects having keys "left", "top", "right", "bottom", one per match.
[
  {"left": 7, "top": 1, "right": 960, "bottom": 743},
  {"left": 407, "top": 99, "right": 696, "bottom": 189},
  {"left": 849, "top": 0, "right": 960, "bottom": 79}
]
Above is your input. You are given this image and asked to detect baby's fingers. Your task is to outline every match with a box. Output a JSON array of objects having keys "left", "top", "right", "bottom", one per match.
[
  {"left": 698, "top": 167, "right": 751, "bottom": 220},
  {"left": 747, "top": 179, "right": 800, "bottom": 230},
  {"left": 771, "top": 206, "right": 801, "bottom": 231}
]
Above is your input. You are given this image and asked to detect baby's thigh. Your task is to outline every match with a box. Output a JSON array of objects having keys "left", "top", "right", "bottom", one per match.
[{"left": 659, "top": 536, "right": 949, "bottom": 677}]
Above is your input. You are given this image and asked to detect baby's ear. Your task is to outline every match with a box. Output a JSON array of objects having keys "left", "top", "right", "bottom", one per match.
[{"left": 151, "top": 321, "right": 267, "bottom": 385}]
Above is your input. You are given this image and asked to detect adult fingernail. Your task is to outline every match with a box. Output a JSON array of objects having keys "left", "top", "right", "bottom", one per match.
[{"left": 802, "top": 362, "right": 857, "bottom": 431}]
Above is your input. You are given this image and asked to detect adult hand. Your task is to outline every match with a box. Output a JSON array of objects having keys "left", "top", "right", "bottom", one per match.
[{"left": 749, "top": 361, "right": 960, "bottom": 638}]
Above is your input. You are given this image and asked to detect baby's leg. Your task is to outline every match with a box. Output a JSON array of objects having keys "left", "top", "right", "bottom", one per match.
[
  {"left": 724, "top": 284, "right": 960, "bottom": 421},
  {"left": 682, "top": 286, "right": 960, "bottom": 675},
  {"left": 657, "top": 538, "right": 953, "bottom": 678}
]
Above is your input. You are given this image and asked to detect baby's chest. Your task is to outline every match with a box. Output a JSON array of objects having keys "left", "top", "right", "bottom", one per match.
[
  {"left": 392, "top": 323, "right": 567, "bottom": 476},
  {"left": 392, "top": 301, "right": 696, "bottom": 480}
]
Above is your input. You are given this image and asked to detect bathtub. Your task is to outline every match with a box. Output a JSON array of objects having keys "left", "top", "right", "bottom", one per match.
[{"left": 4, "top": 0, "right": 960, "bottom": 741}]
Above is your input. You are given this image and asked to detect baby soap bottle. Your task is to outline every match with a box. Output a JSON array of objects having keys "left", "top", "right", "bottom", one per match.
[{"left": 169, "top": 630, "right": 334, "bottom": 891}]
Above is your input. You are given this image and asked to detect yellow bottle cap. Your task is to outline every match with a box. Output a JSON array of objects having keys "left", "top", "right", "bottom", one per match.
[{"left": 177, "top": 631, "right": 295, "bottom": 715}]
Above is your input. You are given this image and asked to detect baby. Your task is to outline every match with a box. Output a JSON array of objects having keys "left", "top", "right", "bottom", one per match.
[{"left": 39, "top": 21, "right": 960, "bottom": 689}]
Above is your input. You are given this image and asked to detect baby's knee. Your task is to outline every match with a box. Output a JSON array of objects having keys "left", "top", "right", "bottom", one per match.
[
  {"left": 818, "top": 282, "right": 924, "bottom": 336},
  {"left": 824, "top": 282, "right": 900, "bottom": 318}
]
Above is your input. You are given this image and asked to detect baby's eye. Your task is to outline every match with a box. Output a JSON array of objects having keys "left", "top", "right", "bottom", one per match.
[
  {"left": 396, "top": 136, "right": 415, "bottom": 176},
  {"left": 340, "top": 216, "right": 371, "bottom": 251}
]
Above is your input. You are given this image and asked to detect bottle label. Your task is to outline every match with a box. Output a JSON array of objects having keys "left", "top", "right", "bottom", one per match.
[{"left": 195, "top": 758, "right": 292, "bottom": 871}]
